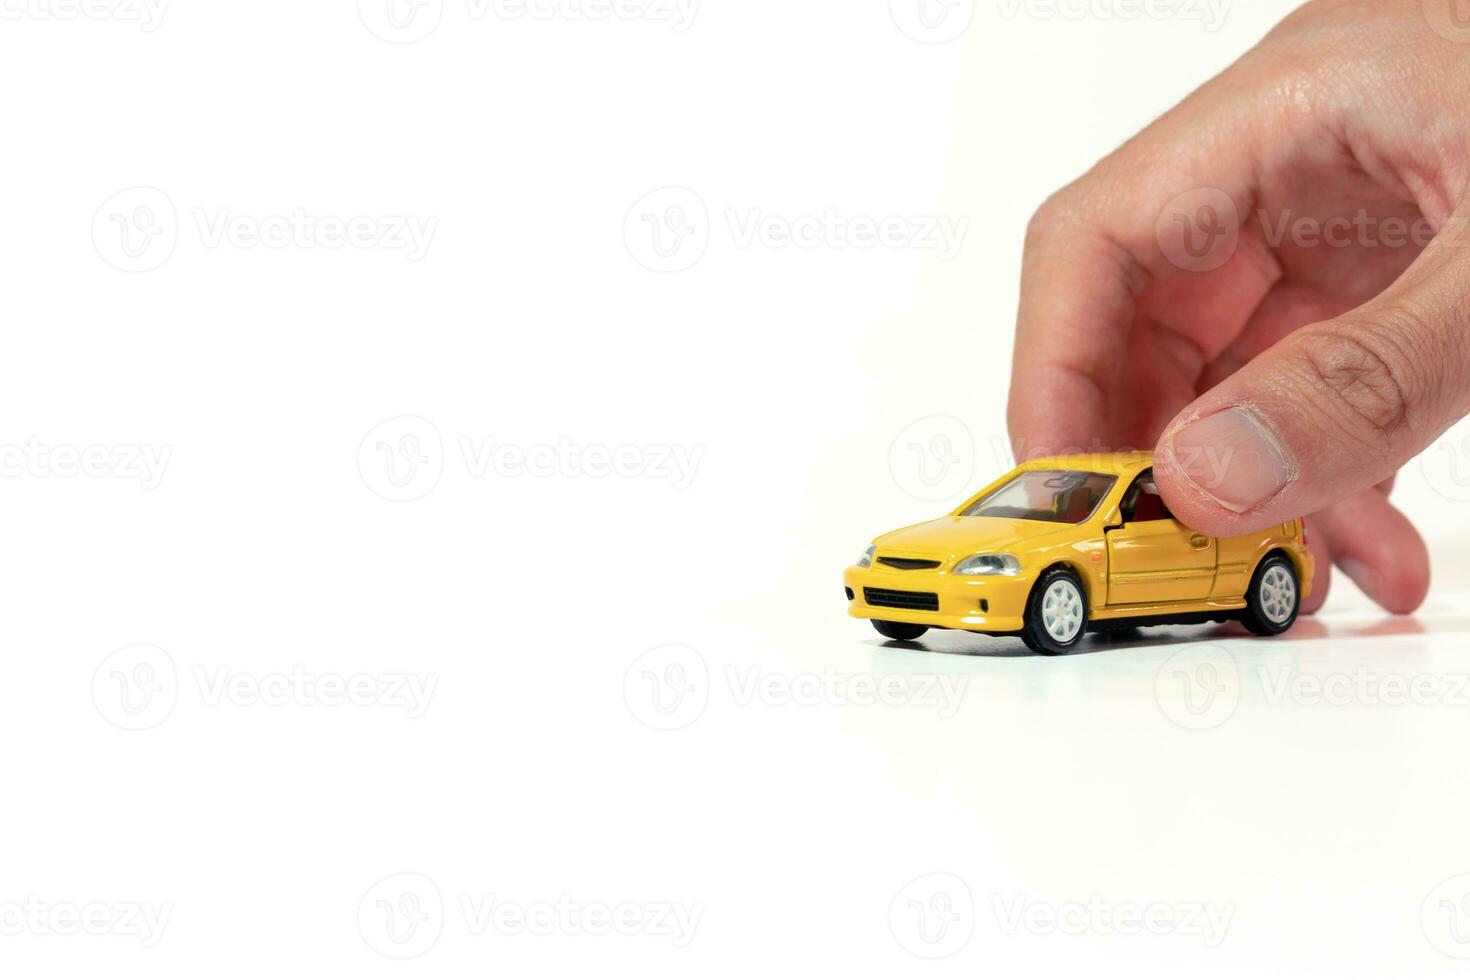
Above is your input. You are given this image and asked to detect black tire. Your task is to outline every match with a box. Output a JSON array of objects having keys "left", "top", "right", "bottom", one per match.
[
  {"left": 1241, "top": 554, "right": 1300, "bottom": 636},
  {"left": 1021, "top": 567, "right": 1089, "bottom": 656},
  {"left": 872, "top": 620, "right": 929, "bottom": 642}
]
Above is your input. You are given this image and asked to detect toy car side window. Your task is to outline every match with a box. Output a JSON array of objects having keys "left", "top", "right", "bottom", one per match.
[{"left": 1120, "top": 469, "right": 1173, "bottom": 523}]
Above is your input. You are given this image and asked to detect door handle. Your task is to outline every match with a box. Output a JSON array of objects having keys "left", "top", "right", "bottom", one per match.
[{"left": 1190, "top": 534, "right": 1210, "bottom": 548}]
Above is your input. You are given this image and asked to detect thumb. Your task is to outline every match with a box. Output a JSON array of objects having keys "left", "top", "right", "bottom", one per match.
[{"left": 1154, "top": 237, "right": 1470, "bottom": 537}]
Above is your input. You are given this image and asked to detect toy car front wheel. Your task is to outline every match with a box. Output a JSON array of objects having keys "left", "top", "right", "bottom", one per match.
[
  {"left": 1021, "top": 568, "right": 1088, "bottom": 656},
  {"left": 872, "top": 620, "right": 928, "bottom": 642},
  {"left": 1241, "top": 555, "right": 1299, "bottom": 636}
]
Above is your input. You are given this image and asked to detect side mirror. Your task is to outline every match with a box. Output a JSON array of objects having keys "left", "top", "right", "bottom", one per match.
[{"left": 1102, "top": 507, "right": 1123, "bottom": 530}]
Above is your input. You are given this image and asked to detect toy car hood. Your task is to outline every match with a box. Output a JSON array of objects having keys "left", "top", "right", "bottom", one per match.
[{"left": 873, "top": 516, "right": 1080, "bottom": 559}]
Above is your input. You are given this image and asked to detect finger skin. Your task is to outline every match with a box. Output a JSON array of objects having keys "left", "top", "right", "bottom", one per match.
[
  {"left": 1007, "top": 218, "right": 1139, "bottom": 459},
  {"left": 1007, "top": 59, "right": 1284, "bottom": 458},
  {"left": 1006, "top": 0, "right": 1470, "bottom": 614},
  {"left": 1156, "top": 235, "right": 1470, "bottom": 538},
  {"left": 1310, "top": 488, "right": 1430, "bottom": 614}
]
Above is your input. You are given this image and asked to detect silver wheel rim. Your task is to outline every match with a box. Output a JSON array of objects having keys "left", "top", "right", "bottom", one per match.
[
  {"left": 1259, "top": 564, "right": 1297, "bottom": 625},
  {"left": 1041, "top": 579, "right": 1084, "bottom": 644}
]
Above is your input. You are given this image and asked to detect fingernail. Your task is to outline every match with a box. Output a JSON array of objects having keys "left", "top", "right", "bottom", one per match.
[{"left": 1167, "top": 407, "right": 1294, "bottom": 512}]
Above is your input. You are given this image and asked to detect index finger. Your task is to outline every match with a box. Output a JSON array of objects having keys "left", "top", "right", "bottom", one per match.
[
  {"left": 1006, "top": 201, "right": 1141, "bottom": 458},
  {"left": 1006, "top": 81, "right": 1284, "bottom": 458}
]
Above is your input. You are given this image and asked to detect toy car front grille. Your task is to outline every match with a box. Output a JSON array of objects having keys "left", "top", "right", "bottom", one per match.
[
  {"left": 877, "top": 557, "right": 943, "bottom": 571},
  {"left": 863, "top": 588, "right": 940, "bottom": 612}
]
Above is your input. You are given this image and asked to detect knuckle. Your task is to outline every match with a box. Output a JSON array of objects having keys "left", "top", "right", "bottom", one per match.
[
  {"left": 1025, "top": 190, "right": 1079, "bottom": 246},
  {"left": 1296, "top": 319, "right": 1419, "bottom": 447}
]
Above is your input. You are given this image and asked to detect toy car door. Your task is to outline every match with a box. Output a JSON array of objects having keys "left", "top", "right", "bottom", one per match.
[{"left": 1105, "top": 471, "right": 1217, "bottom": 604}]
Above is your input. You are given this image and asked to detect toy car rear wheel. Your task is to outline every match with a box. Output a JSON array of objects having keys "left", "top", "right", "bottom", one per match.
[
  {"left": 1241, "top": 554, "right": 1299, "bottom": 636},
  {"left": 872, "top": 620, "right": 928, "bottom": 642},
  {"left": 1021, "top": 568, "right": 1088, "bottom": 656}
]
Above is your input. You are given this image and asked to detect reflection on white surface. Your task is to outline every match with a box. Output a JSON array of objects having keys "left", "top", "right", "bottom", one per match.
[{"left": 691, "top": 583, "right": 1470, "bottom": 977}]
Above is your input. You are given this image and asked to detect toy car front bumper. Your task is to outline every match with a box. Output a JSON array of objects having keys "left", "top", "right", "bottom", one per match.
[{"left": 843, "top": 565, "right": 1032, "bottom": 634}]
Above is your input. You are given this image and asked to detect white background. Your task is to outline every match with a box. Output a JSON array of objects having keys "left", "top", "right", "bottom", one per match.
[{"left": 5, "top": 0, "right": 1470, "bottom": 976}]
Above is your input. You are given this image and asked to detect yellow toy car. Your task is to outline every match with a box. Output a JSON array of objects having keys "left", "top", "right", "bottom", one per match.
[{"left": 845, "top": 452, "right": 1313, "bottom": 655}]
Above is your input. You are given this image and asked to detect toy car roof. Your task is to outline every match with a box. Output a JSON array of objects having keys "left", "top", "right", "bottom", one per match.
[{"left": 1013, "top": 451, "right": 1155, "bottom": 476}]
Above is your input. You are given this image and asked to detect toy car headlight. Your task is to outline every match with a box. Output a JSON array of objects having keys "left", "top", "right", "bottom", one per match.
[
  {"left": 954, "top": 553, "right": 1021, "bottom": 576},
  {"left": 857, "top": 546, "right": 876, "bottom": 568}
]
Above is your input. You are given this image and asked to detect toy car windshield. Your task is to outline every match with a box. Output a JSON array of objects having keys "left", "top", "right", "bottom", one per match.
[{"left": 961, "top": 470, "right": 1116, "bottom": 525}]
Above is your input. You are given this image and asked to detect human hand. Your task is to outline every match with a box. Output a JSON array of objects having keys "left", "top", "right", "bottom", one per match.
[{"left": 1005, "top": 0, "right": 1470, "bottom": 614}]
